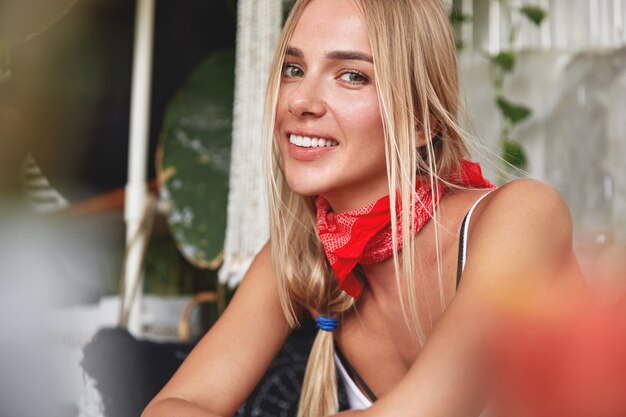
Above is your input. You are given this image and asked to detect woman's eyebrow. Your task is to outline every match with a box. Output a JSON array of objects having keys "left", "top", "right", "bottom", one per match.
[
  {"left": 285, "top": 46, "right": 373, "bottom": 64},
  {"left": 326, "top": 50, "right": 373, "bottom": 63},
  {"left": 286, "top": 46, "right": 304, "bottom": 58}
]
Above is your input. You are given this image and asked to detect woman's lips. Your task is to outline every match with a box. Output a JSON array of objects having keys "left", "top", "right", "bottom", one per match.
[
  {"left": 288, "top": 134, "right": 338, "bottom": 148},
  {"left": 286, "top": 133, "right": 338, "bottom": 161}
]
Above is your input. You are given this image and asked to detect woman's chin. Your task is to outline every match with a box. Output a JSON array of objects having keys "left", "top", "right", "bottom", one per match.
[
  {"left": 283, "top": 167, "right": 333, "bottom": 197},
  {"left": 285, "top": 178, "right": 326, "bottom": 197}
]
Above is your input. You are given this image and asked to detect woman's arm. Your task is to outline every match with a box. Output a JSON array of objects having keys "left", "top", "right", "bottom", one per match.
[
  {"left": 142, "top": 242, "right": 294, "bottom": 417},
  {"left": 338, "top": 179, "right": 584, "bottom": 417}
]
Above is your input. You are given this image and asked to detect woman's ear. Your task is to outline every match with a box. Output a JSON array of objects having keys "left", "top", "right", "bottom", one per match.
[{"left": 416, "top": 115, "right": 439, "bottom": 147}]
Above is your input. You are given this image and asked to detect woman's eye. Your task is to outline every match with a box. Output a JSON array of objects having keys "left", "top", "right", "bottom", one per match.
[
  {"left": 282, "top": 64, "right": 304, "bottom": 78},
  {"left": 339, "top": 71, "right": 369, "bottom": 84}
]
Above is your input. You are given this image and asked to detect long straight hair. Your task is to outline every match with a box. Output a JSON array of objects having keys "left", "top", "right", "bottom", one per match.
[{"left": 263, "top": 1, "right": 471, "bottom": 415}]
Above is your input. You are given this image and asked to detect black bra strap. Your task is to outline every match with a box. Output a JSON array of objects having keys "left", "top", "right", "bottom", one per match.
[
  {"left": 335, "top": 345, "right": 378, "bottom": 402},
  {"left": 456, "top": 211, "right": 470, "bottom": 289}
]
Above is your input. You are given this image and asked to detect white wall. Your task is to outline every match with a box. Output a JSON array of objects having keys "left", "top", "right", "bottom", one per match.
[
  {"left": 457, "top": 0, "right": 626, "bottom": 247},
  {"left": 455, "top": 0, "right": 626, "bottom": 51}
]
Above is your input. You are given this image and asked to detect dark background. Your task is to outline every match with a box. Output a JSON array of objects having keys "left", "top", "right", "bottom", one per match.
[{"left": 2, "top": 0, "right": 236, "bottom": 200}]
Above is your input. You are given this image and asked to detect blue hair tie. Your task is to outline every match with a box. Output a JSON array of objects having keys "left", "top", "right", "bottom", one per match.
[{"left": 316, "top": 315, "right": 338, "bottom": 331}]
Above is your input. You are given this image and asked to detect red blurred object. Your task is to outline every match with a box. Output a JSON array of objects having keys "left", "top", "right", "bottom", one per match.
[{"left": 491, "top": 297, "right": 626, "bottom": 417}]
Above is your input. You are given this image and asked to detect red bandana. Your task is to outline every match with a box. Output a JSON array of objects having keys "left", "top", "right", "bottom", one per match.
[{"left": 315, "top": 160, "right": 495, "bottom": 298}]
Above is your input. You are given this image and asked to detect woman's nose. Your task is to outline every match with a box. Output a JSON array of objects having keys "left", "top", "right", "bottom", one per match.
[{"left": 287, "top": 77, "right": 327, "bottom": 118}]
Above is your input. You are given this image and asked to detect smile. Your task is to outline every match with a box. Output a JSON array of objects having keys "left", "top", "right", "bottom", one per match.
[{"left": 289, "top": 134, "right": 338, "bottom": 148}]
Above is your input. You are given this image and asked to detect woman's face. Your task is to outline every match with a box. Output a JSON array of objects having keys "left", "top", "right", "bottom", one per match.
[{"left": 274, "top": 0, "right": 387, "bottom": 213}]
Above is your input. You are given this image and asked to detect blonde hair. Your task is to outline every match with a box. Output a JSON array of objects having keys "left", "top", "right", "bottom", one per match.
[{"left": 263, "top": 1, "right": 470, "bottom": 415}]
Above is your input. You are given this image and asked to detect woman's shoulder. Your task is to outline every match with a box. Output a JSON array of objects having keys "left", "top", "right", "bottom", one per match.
[
  {"left": 462, "top": 179, "right": 575, "bottom": 288},
  {"left": 477, "top": 178, "right": 571, "bottom": 234}
]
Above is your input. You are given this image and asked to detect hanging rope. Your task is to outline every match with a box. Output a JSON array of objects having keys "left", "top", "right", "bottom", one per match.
[{"left": 219, "top": 0, "right": 282, "bottom": 287}]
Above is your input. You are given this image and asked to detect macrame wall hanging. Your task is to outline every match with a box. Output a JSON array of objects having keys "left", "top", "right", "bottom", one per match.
[{"left": 218, "top": 0, "right": 282, "bottom": 287}]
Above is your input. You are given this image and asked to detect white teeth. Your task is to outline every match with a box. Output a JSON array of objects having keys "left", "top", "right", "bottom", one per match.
[{"left": 289, "top": 134, "right": 338, "bottom": 148}]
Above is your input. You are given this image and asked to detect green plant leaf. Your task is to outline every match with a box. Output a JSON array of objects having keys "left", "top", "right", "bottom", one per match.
[
  {"left": 496, "top": 96, "right": 532, "bottom": 124},
  {"left": 520, "top": 5, "right": 547, "bottom": 26},
  {"left": 158, "top": 49, "right": 235, "bottom": 270},
  {"left": 449, "top": 8, "right": 472, "bottom": 25},
  {"left": 502, "top": 140, "right": 528, "bottom": 169},
  {"left": 455, "top": 38, "right": 465, "bottom": 52},
  {"left": 283, "top": 0, "right": 297, "bottom": 23},
  {"left": 492, "top": 50, "right": 516, "bottom": 73}
]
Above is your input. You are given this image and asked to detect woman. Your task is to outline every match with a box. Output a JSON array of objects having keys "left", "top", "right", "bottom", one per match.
[{"left": 142, "top": 0, "right": 581, "bottom": 416}]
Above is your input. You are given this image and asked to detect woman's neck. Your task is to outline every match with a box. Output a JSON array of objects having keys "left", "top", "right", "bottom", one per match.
[
  {"left": 321, "top": 183, "right": 390, "bottom": 214},
  {"left": 359, "top": 257, "right": 403, "bottom": 299}
]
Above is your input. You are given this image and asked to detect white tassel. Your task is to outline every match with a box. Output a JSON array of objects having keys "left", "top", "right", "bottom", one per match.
[{"left": 219, "top": 0, "right": 282, "bottom": 287}]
